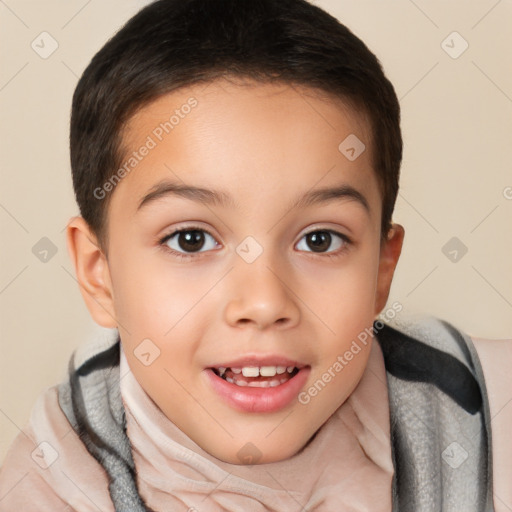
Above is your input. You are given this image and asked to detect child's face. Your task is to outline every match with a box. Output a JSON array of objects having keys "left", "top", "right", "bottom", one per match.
[{"left": 69, "top": 78, "right": 404, "bottom": 464}]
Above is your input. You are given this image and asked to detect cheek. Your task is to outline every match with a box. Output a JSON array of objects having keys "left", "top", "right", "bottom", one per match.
[
  {"left": 310, "top": 249, "right": 379, "bottom": 374},
  {"left": 108, "top": 251, "right": 211, "bottom": 367},
  {"left": 313, "top": 251, "right": 379, "bottom": 318},
  {"left": 108, "top": 248, "right": 191, "bottom": 328}
]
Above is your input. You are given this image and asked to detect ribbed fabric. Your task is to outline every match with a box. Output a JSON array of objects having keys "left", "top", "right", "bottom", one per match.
[
  {"left": 55, "top": 316, "right": 493, "bottom": 511},
  {"left": 376, "top": 318, "right": 494, "bottom": 511},
  {"left": 59, "top": 342, "right": 154, "bottom": 512}
]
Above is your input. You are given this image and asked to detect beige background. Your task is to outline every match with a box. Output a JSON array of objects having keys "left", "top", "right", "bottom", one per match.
[{"left": 1, "top": 0, "right": 511, "bottom": 463}]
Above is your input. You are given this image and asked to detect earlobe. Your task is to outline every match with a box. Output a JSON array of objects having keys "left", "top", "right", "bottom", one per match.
[
  {"left": 66, "top": 216, "right": 117, "bottom": 328},
  {"left": 374, "top": 223, "right": 405, "bottom": 316}
]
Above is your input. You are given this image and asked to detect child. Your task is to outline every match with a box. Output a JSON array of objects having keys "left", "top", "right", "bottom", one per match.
[{"left": 1, "top": 0, "right": 510, "bottom": 510}]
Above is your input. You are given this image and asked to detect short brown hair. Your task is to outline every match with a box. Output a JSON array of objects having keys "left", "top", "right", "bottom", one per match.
[{"left": 70, "top": 0, "right": 402, "bottom": 250}]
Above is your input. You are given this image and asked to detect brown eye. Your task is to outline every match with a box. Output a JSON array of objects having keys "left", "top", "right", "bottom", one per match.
[
  {"left": 296, "top": 229, "right": 350, "bottom": 255},
  {"left": 176, "top": 230, "right": 205, "bottom": 252},
  {"left": 306, "top": 231, "right": 332, "bottom": 252},
  {"left": 162, "top": 228, "right": 218, "bottom": 255}
]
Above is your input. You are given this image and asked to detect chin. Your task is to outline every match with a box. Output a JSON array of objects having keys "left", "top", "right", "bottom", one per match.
[{"left": 204, "top": 433, "right": 312, "bottom": 466}]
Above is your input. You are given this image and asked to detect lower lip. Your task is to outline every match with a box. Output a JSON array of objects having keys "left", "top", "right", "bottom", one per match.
[{"left": 204, "top": 367, "right": 311, "bottom": 413}]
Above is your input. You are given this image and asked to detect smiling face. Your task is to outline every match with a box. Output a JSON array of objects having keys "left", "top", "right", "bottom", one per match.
[{"left": 67, "top": 78, "right": 404, "bottom": 464}]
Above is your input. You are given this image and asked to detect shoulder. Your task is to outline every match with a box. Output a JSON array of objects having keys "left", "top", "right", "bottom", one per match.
[
  {"left": 0, "top": 384, "right": 114, "bottom": 512},
  {"left": 380, "top": 315, "right": 512, "bottom": 510}
]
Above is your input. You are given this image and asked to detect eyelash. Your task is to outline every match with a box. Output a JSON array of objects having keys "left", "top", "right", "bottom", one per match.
[{"left": 158, "top": 225, "right": 353, "bottom": 261}]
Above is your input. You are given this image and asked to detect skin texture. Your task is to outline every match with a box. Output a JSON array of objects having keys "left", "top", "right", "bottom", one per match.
[{"left": 66, "top": 78, "right": 405, "bottom": 464}]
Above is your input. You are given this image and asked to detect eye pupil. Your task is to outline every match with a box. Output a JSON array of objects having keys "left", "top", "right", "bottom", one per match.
[
  {"left": 179, "top": 230, "right": 204, "bottom": 252},
  {"left": 307, "top": 231, "right": 331, "bottom": 252}
]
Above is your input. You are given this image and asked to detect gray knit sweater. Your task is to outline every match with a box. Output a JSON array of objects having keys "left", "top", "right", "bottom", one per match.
[{"left": 57, "top": 317, "right": 494, "bottom": 511}]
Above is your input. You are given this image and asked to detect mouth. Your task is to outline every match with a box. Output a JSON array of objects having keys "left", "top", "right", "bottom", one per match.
[
  {"left": 211, "top": 365, "right": 301, "bottom": 388},
  {"left": 205, "top": 359, "right": 310, "bottom": 413}
]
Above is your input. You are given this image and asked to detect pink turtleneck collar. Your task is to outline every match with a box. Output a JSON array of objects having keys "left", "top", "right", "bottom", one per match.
[{"left": 119, "top": 339, "right": 394, "bottom": 511}]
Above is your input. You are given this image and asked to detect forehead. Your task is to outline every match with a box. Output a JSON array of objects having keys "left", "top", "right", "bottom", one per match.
[
  {"left": 123, "top": 78, "right": 371, "bottom": 150},
  {"left": 113, "top": 78, "right": 378, "bottom": 219}
]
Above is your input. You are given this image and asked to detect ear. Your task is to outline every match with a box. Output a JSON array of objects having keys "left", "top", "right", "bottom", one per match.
[
  {"left": 374, "top": 223, "right": 405, "bottom": 316},
  {"left": 66, "top": 216, "right": 117, "bottom": 328}
]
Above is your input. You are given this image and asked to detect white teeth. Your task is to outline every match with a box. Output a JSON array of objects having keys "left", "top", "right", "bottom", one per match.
[
  {"left": 223, "top": 374, "right": 295, "bottom": 387},
  {"left": 217, "top": 365, "right": 299, "bottom": 379},
  {"left": 248, "top": 380, "right": 270, "bottom": 387},
  {"left": 241, "top": 367, "right": 259, "bottom": 377},
  {"left": 260, "top": 366, "right": 277, "bottom": 377}
]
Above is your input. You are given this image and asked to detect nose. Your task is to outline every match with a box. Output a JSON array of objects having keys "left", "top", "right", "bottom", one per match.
[{"left": 223, "top": 256, "right": 301, "bottom": 331}]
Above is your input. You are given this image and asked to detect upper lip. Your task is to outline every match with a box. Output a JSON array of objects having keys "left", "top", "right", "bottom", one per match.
[{"left": 208, "top": 355, "right": 307, "bottom": 369}]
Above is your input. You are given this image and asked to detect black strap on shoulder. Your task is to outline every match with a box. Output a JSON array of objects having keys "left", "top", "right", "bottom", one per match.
[{"left": 376, "top": 322, "right": 482, "bottom": 414}]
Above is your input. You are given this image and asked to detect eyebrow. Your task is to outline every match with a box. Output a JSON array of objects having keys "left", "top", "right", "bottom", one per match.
[{"left": 137, "top": 179, "right": 370, "bottom": 215}]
